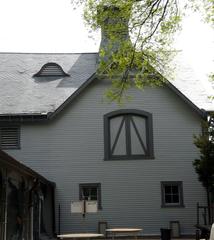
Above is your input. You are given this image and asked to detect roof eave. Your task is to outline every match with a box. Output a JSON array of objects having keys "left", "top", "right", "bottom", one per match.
[
  {"left": 48, "top": 72, "right": 97, "bottom": 120},
  {"left": 166, "top": 81, "right": 208, "bottom": 119},
  {"left": 0, "top": 149, "right": 55, "bottom": 187},
  {"left": 0, "top": 113, "right": 50, "bottom": 122},
  {"left": 0, "top": 72, "right": 209, "bottom": 121}
]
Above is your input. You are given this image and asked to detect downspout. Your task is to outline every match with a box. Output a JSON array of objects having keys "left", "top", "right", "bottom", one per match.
[
  {"left": 30, "top": 188, "right": 33, "bottom": 240},
  {"left": 51, "top": 185, "right": 56, "bottom": 237},
  {"left": 29, "top": 178, "right": 39, "bottom": 240}
]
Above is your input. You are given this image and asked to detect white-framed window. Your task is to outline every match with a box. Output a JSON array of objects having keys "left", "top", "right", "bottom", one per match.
[
  {"left": 79, "top": 183, "right": 102, "bottom": 209},
  {"left": 161, "top": 181, "right": 184, "bottom": 207}
]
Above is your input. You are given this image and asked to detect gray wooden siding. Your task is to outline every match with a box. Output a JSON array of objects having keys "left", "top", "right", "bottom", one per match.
[{"left": 6, "top": 79, "right": 206, "bottom": 235}]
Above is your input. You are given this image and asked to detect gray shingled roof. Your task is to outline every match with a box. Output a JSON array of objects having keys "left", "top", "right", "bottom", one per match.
[
  {"left": 0, "top": 53, "right": 97, "bottom": 115},
  {"left": 169, "top": 52, "right": 214, "bottom": 112},
  {"left": 0, "top": 52, "right": 213, "bottom": 117}
]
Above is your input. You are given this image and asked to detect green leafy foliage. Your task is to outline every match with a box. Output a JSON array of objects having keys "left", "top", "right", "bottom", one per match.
[
  {"left": 71, "top": 0, "right": 213, "bottom": 102},
  {"left": 193, "top": 118, "right": 214, "bottom": 181},
  {"left": 193, "top": 115, "right": 214, "bottom": 199},
  {"left": 189, "top": 0, "right": 214, "bottom": 25}
]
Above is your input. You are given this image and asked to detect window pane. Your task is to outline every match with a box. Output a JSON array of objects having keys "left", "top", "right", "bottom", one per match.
[
  {"left": 172, "top": 186, "right": 178, "bottom": 194},
  {"left": 110, "top": 117, "right": 126, "bottom": 156},
  {"left": 130, "top": 118, "right": 146, "bottom": 155},
  {"left": 90, "top": 187, "right": 98, "bottom": 200},
  {"left": 165, "top": 186, "right": 172, "bottom": 194},
  {"left": 82, "top": 188, "right": 89, "bottom": 199},
  {"left": 172, "top": 194, "right": 179, "bottom": 203},
  {"left": 90, "top": 195, "right": 97, "bottom": 200},
  {"left": 132, "top": 116, "right": 147, "bottom": 144},
  {"left": 165, "top": 194, "right": 172, "bottom": 203},
  {"left": 110, "top": 116, "right": 123, "bottom": 145},
  {"left": 90, "top": 187, "right": 97, "bottom": 196}
]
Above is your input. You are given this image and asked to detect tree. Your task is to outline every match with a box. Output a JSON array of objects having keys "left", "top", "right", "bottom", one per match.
[
  {"left": 193, "top": 115, "right": 214, "bottom": 224},
  {"left": 71, "top": 0, "right": 213, "bottom": 102}
]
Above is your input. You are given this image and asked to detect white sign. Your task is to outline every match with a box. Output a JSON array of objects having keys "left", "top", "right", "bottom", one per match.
[
  {"left": 71, "top": 201, "right": 83, "bottom": 213},
  {"left": 86, "top": 201, "right": 98, "bottom": 213},
  {"left": 71, "top": 200, "right": 98, "bottom": 213}
]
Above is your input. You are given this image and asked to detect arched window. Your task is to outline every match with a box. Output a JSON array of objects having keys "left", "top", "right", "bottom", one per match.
[{"left": 104, "top": 109, "right": 154, "bottom": 160}]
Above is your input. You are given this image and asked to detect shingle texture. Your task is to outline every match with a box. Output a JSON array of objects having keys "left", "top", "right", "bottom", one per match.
[
  {"left": 0, "top": 52, "right": 213, "bottom": 115},
  {"left": 170, "top": 52, "right": 214, "bottom": 112},
  {"left": 0, "top": 53, "right": 97, "bottom": 115}
]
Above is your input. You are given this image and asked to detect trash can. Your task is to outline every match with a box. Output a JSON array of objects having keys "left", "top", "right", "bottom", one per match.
[
  {"left": 160, "top": 228, "right": 171, "bottom": 240},
  {"left": 98, "top": 221, "right": 108, "bottom": 238},
  {"left": 170, "top": 221, "right": 180, "bottom": 237}
]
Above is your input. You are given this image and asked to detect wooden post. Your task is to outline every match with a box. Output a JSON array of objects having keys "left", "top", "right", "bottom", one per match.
[
  {"left": 58, "top": 204, "right": 61, "bottom": 235},
  {"left": 204, "top": 207, "right": 207, "bottom": 225},
  {"left": 197, "top": 202, "right": 199, "bottom": 225},
  {"left": 83, "top": 200, "right": 86, "bottom": 218}
]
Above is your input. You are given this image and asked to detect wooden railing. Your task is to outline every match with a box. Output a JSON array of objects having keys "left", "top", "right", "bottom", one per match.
[{"left": 197, "top": 202, "right": 214, "bottom": 226}]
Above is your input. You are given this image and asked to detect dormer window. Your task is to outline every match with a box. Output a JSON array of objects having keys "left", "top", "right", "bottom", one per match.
[{"left": 33, "top": 63, "right": 70, "bottom": 77}]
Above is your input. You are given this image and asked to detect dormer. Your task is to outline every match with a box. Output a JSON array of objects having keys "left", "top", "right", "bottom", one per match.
[{"left": 33, "top": 62, "right": 70, "bottom": 77}]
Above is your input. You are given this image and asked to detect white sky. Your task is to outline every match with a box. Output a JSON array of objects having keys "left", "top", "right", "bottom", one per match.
[
  {"left": 0, "top": 0, "right": 213, "bottom": 93},
  {"left": 0, "top": 0, "right": 99, "bottom": 53}
]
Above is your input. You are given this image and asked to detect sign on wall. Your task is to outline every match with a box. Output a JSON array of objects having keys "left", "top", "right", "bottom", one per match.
[
  {"left": 71, "top": 201, "right": 83, "bottom": 213},
  {"left": 86, "top": 201, "right": 97, "bottom": 213},
  {"left": 71, "top": 200, "right": 97, "bottom": 216}
]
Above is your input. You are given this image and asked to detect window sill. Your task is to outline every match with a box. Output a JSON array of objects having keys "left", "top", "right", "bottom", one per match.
[
  {"left": 161, "top": 204, "right": 185, "bottom": 208},
  {"left": 104, "top": 155, "right": 155, "bottom": 161}
]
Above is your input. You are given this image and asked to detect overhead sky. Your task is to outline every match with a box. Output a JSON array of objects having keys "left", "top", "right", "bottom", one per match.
[
  {"left": 0, "top": 0, "right": 213, "bottom": 94},
  {"left": 0, "top": 0, "right": 98, "bottom": 53}
]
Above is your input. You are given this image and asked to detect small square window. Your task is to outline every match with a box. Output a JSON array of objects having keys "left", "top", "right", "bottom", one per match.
[
  {"left": 79, "top": 183, "right": 102, "bottom": 210},
  {"left": 161, "top": 181, "right": 184, "bottom": 208},
  {"left": 0, "top": 126, "right": 20, "bottom": 149}
]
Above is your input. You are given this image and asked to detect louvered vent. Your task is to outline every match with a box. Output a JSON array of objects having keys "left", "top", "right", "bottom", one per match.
[
  {"left": 33, "top": 62, "right": 70, "bottom": 77},
  {"left": 0, "top": 127, "right": 20, "bottom": 149}
]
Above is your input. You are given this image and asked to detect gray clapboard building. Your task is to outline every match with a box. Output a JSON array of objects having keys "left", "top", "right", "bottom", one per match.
[
  {"left": 0, "top": 50, "right": 213, "bottom": 237},
  {"left": 0, "top": 10, "right": 213, "bottom": 235}
]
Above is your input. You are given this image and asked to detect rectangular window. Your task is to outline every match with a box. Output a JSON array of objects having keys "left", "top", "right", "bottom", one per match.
[
  {"left": 0, "top": 126, "right": 20, "bottom": 149},
  {"left": 79, "top": 183, "right": 102, "bottom": 210},
  {"left": 161, "top": 181, "right": 184, "bottom": 208}
]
